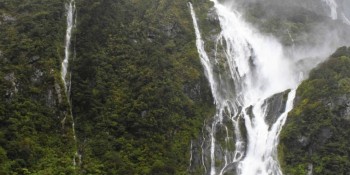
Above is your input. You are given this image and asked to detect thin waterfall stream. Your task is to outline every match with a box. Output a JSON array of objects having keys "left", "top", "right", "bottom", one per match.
[
  {"left": 321, "top": 0, "right": 338, "bottom": 20},
  {"left": 61, "top": 0, "right": 80, "bottom": 167},
  {"left": 189, "top": 0, "right": 346, "bottom": 174}
]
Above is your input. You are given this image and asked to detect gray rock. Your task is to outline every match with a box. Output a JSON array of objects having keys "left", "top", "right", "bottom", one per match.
[
  {"left": 29, "top": 56, "right": 40, "bottom": 64},
  {"left": 324, "top": 94, "right": 350, "bottom": 121},
  {"left": 4, "top": 72, "right": 18, "bottom": 96},
  {"left": 4, "top": 72, "right": 15, "bottom": 82},
  {"left": 207, "top": 7, "right": 219, "bottom": 23},
  {"left": 319, "top": 127, "right": 332, "bottom": 143},
  {"left": 307, "top": 163, "right": 313, "bottom": 175},
  {"left": 183, "top": 82, "right": 201, "bottom": 101},
  {"left": 55, "top": 82, "right": 62, "bottom": 104},
  {"left": 297, "top": 135, "right": 309, "bottom": 147},
  {"left": 189, "top": 117, "right": 243, "bottom": 175},
  {"left": 46, "top": 89, "right": 56, "bottom": 108},
  {"left": 343, "top": 106, "right": 350, "bottom": 120},
  {"left": 141, "top": 110, "right": 147, "bottom": 117},
  {"left": 2, "top": 14, "right": 16, "bottom": 22},
  {"left": 264, "top": 90, "right": 291, "bottom": 128},
  {"left": 31, "top": 69, "right": 44, "bottom": 83},
  {"left": 162, "top": 22, "right": 180, "bottom": 37}
]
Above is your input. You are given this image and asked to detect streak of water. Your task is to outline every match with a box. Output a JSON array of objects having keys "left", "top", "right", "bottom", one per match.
[
  {"left": 61, "top": 0, "right": 79, "bottom": 167},
  {"left": 321, "top": 0, "right": 338, "bottom": 20}
]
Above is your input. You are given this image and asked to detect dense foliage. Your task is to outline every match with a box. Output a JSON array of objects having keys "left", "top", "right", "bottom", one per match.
[
  {"left": 1, "top": 0, "right": 215, "bottom": 174},
  {"left": 0, "top": 0, "right": 76, "bottom": 174},
  {"left": 70, "top": 0, "right": 214, "bottom": 174},
  {"left": 279, "top": 47, "right": 350, "bottom": 175}
]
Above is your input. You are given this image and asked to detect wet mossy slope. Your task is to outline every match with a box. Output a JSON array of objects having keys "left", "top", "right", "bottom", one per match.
[
  {"left": 0, "top": 0, "right": 76, "bottom": 174},
  {"left": 279, "top": 47, "right": 350, "bottom": 175},
  {"left": 0, "top": 0, "right": 216, "bottom": 174},
  {"left": 71, "top": 0, "right": 214, "bottom": 174}
]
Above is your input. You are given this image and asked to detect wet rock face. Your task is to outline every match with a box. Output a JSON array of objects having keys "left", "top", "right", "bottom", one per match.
[
  {"left": 4, "top": 72, "right": 18, "bottom": 99},
  {"left": 264, "top": 89, "right": 290, "bottom": 128},
  {"left": 2, "top": 13, "right": 16, "bottom": 23},
  {"left": 183, "top": 82, "right": 201, "bottom": 101},
  {"left": 297, "top": 136, "right": 309, "bottom": 147},
  {"left": 207, "top": 7, "right": 219, "bottom": 24},
  {"left": 162, "top": 22, "right": 180, "bottom": 37},
  {"left": 31, "top": 69, "right": 44, "bottom": 84},
  {"left": 325, "top": 94, "right": 350, "bottom": 121},
  {"left": 55, "top": 81, "right": 62, "bottom": 104},
  {"left": 189, "top": 123, "right": 239, "bottom": 175}
]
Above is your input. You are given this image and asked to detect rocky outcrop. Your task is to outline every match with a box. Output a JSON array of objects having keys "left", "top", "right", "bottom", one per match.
[
  {"left": 264, "top": 89, "right": 290, "bottom": 128},
  {"left": 4, "top": 72, "right": 18, "bottom": 99}
]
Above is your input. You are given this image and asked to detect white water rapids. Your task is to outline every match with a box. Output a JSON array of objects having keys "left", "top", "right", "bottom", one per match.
[{"left": 189, "top": 0, "right": 342, "bottom": 174}]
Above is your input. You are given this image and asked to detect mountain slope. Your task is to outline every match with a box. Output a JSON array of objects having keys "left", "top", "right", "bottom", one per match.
[
  {"left": 0, "top": 0, "right": 76, "bottom": 174},
  {"left": 1, "top": 0, "right": 215, "bottom": 174},
  {"left": 71, "top": 0, "right": 214, "bottom": 174},
  {"left": 279, "top": 47, "right": 350, "bottom": 175}
]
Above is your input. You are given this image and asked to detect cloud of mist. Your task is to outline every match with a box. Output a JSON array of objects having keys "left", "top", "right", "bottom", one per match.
[{"left": 219, "top": 0, "right": 350, "bottom": 78}]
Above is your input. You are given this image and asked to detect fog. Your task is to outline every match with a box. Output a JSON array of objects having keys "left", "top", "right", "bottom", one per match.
[{"left": 222, "top": 0, "right": 350, "bottom": 76}]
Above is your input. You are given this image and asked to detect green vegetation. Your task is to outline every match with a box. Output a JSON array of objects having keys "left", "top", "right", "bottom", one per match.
[
  {"left": 0, "top": 0, "right": 76, "bottom": 174},
  {"left": 71, "top": 0, "right": 215, "bottom": 174},
  {"left": 279, "top": 47, "right": 350, "bottom": 175},
  {"left": 8, "top": 1, "right": 350, "bottom": 175},
  {"left": 1, "top": 0, "right": 215, "bottom": 174}
]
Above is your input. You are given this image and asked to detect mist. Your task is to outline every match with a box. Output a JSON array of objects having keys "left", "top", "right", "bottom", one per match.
[{"left": 221, "top": 0, "right": 350, "bottom": 78}]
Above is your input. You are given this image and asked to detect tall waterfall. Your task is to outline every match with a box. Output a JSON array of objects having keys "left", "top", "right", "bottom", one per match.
[
  {"left": 321, "top": 0, "right": 350, "bottom": 25},
  {"left": 321, "top": 0, "right": 338, "bottom": 20},
  {"left": 189, "top": 0, "right": 343, "bottom": 174},
  {"left": 61, "top": 0, "right": 79, "bottom": 167},
  {"left": 62, "top": 0, "right": 75, "bottom": 95}
]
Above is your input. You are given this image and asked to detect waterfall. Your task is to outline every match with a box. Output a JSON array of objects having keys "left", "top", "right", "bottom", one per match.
[
  {"left": 62, "top": 0, "right": 75, "bottom": 95},
  {"left": 320, "top": 0, "right": 350, "bottom": 26},
  {"left": 321, "top": 0, "right": 338, "bottom": 20},
  {"left": 189, "top": 0, "right": 335, "bottom": 174},
  {"left": 341, "top": 13, "right": 350, "bottom": 25},
  {"left": 61, "top": 0, "right": 80, "bottom": 167},
  {"left": 190, "top": 3, "right": 246, "bottom": 174}
]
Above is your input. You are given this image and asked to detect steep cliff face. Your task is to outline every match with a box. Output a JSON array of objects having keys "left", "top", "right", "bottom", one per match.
[
  {"left": 2, "top": 0, "right": 350, "bottom": 175},
  {"left": 70, "top": 0, "right": 215, "bottom": 174},
  {"left": 0, "top": 0, "right": 76, "bottom": 174},
  {"left": 1, "top": 0, "right": 216, "bottom": 174},
  {"left": 279, "top": 47, "right": 350, "bottom": 175}
]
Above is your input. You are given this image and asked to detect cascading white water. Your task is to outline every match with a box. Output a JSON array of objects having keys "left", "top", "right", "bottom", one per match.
[
  {"left": 62, "top": 0, "right": 75, "bottom": 95},
  {"left": 61, "top": 0, "right": 80, "bottom": 167},
  {"left": 189, "top": 0, "right": 339, "bottom": 174},
  {"left": 190, "top": 3, "right": 246, "bottom": 174},
  {"left": 321, "top": 0, "right": 338, "bottom": 20},
  {"left": 320, "top": 0, "right": 350, "bottom": 26}
]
